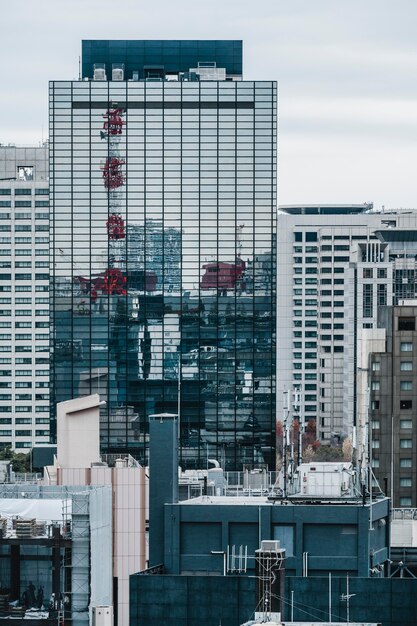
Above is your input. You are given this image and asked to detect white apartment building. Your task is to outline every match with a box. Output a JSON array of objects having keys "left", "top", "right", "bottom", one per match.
[
  {"left": 277, "top": 204, "right": 417, "bottom": 443},
  {"left": 0, "top": 145, "right": 49, "bottom": 450}
]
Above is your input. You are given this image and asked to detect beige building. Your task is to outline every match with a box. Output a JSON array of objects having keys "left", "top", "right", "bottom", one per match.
[{"left": 44, "top": 394, "right": 146, "bottom": 626}]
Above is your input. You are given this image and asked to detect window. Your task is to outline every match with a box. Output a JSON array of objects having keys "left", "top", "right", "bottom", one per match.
[
  {"left": 377, "top": 284, "right": 387, "bottom": 306},
  {"left": 401, "top": 343, "right": 413, "bottom": 352},
  {"left": 15, "top": 201, "right": 31, "bottom": 208},
  {"left": 400, "top": 497, "right": 412, "bottom": 506},
  {"left": 400, "top": 459, "right": 412, "bottom": 468},
  {"left": 372, "top": 458, "right": 380, "bottom": 468},
  {"left": 372, "top": 400, "right": 380, "bottom": 410},
  {"left": 400, "top": 381, "right": 412, "bottom": 391},
  {"left": 398, "top": 317, "right": 415, "bottom": 331},
  {"left": 294, "top": 232, "right": 302, "bottom": 242},
  {"left": 400, "top": 420, "right": 412, "bottom": 429},
  {"left": 14, "top": 188, "right": 31, "bottom": 196},
  {"left": 371, "top": 362, "right": 380, "bottom": 371},
  {"left": 371, "top": 420, "right": 380, "bottom": 429},
  {"left": 0, "top": 190, "right": 11, "bottom": 196},
  {"left": 305, "top": 232, "right": 317, "bottom": 242},
  {"left": 371, "top": 381, "right": 380, "bottom": 391},
  {"left": 377, "top": 268, "right": 387, "bottom": 279},
  {"left": 35, "top": 189, "right": 49, "bottom": 196},
  {"left": 363, "top": 284, "right": 373, "bottom": 318},
  {"left": 400, "top": 361, "right": 413, "bottom": 371},
  {"left": 400, "top": 400, "right": 412, "bottom": 410},
  {"left": 400, "top": 439, "right": 412, "bottom": 449},
  {"left": 371, "top": 440, "right": 380, "bottom": 449},
  {"left": 363, "top": 268, "right": 373, "bottom": 278},
  {"left": 35, "top": 201, "right": 49, "bottom": 207},
  {"left": 400, "top": 478, "right": 412, "bottom": 487}
]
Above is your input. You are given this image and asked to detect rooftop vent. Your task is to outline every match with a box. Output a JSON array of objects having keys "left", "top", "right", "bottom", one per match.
[
  {"left": 112, "top": 64, "right": 124, "bottom": 81},
  {"left": 93, "top": 64, "right": 106, "bottom": 81}
]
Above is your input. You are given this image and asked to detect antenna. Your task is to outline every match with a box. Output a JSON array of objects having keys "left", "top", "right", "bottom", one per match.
[{"left": 340, "top": 573, "right": 356, "bottom": 626}]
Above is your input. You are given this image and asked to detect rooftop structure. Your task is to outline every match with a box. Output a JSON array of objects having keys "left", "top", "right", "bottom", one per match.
[
  {"left": 81, "top": 39, "right": 243, "bottom": 81},
  {"left": 279, "top": 203, "right": 373, "bottom": 215}
]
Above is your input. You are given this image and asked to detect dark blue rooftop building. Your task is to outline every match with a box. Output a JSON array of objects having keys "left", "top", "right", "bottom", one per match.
[{"left": 81, "top": 39, "right": 243, "bottom": 80}]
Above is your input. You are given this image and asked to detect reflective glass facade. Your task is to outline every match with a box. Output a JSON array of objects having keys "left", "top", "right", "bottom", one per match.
[{"left": 50, "top": 78, "right": 276, "bottom": 469}]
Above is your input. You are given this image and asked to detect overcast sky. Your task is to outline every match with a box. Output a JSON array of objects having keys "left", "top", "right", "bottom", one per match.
[{"left": 1, "top": 0, "right": 417, "bottom": 209}]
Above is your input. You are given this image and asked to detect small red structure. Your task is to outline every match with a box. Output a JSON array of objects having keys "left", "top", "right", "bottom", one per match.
[
  {"left": 102, "top": 108, "right": 125, "bottom": 136},
  {"left": 200, "top": 260, "right": 246, "bottom": 290},
  {"left": 76, "top": 268, "right": 127, "bottom": 302},
  {"left": 107, "top": 213, "right": 125, "bottom": 239},
  {"left": 102, "top": 157, "right": 125, "bottom": 189}
]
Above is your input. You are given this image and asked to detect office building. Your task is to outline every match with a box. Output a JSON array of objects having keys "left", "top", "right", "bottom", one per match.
[
  {"left": 0, "top": 145, "right": 50, "bottom": 451},
  {"left": 50, "top": 40, "right": 277, "bottom": 469},
  {"left": 367, "top": 303, "right": 417, "bottom": 508},
  {"left": 277, "top": 205, "right": 417, "bottom": 444}
]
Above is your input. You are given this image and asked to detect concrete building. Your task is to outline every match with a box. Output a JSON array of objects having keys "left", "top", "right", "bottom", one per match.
[
  {"left": 0, "top": 482, "right": 112, "bottom": 626},
  {"left": 50, "top": 40, "right": 277, "bottom": 470},
  {"left": 131, "top": 412, "right": 390, "bottom": 626},
  {"left": 0, "top": 145, "right": 50, "bottom": 451},
  {"left": 366, "top": 304, "right": 417, "bottom": 508},
  {"left": 44, "top": 394, "right": 147, "bottom": 626},
  {"left": 277, "top": 206, "right": 417, "bottom": 444}
]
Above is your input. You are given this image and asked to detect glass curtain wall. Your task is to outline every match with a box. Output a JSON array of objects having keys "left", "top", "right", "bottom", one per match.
[{"left": 50, "top": 79, "right": 276, "bottom": 469}]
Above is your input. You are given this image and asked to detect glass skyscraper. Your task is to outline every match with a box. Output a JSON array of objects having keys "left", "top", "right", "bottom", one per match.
[{"left": 50, "top": 40, "right": 276, "bottom": 469}]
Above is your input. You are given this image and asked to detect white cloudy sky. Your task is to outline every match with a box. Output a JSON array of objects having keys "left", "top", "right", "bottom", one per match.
[{"left": 1, "top": 0, "right": 417, "bottom": 209}]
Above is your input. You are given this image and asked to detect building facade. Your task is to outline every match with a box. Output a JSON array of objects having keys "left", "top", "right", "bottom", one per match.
[
  {"left": 368, "top": 304, "right": 417, "bottom": 508},
  {"left": 50, "top": 40, "right": 277, "bottom": 469},
  {"left": 0, "top": 146, "right": 50, "bottom": 451},
  {"left": 277, "top": 206, "right": 417, "bottom": 444}
]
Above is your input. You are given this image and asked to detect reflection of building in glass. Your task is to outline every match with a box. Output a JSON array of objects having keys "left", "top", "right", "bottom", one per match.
[
  {"left": 51, "top": 40, "right": 276, "bottom": 469},
  {"left": 124, "top": 221, "right": 181, "bottom": 292}
]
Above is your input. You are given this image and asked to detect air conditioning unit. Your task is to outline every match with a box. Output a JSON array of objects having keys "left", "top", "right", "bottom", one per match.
[
  {"left": 92, "top": 606, "right": 113, "bottom": 626},
  {"left": 112, "top": 68, "right": 124, "bottom": 81},
  {"left": 94, "top": 68, "right": 106, "bottom": 81},
  {"left": 260, "top": 540, "right": 280, "bottom": 552}
]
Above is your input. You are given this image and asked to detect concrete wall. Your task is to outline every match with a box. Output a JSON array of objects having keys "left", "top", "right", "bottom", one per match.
[
  {"left": 163, "top": 498, "right": 390, "bottom": 578},
  {"left": 286, "top": 576, "right": 417, "bottom": 626},
  {"left": 56, "top": 395, "right": 102, "bottom": 468},
  {"left": 130, "top": 574, "right": 255, "bottom": 626},
  {"left": 130, "top": 574, "right": 417, "bottom": 626}
]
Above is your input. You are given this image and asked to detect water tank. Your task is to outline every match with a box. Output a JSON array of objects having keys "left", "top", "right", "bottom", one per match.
[
  {"left": 93, "top": 65, "right": 106, "bottom": 81},
  {"left": 92, "top": 606, "right": 113, "bottom": 626}
]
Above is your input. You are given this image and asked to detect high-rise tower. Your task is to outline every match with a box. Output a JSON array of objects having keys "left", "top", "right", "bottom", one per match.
[{"left": 50, "top": 40, "right": 277, "bottom": 469}]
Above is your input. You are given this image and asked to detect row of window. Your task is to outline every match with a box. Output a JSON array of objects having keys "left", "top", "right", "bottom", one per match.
[
  {"left": 372, "top": 419, "right": 412, "bottom": 429},
  {"left": 0, "top": 201, "right": 49, "bottom": 208},
  {"left": 0, "top": 211, "right": 49, "bottom": 220},
  {"left": 0, "top": 382, "right": 48, "bottom": 388},
  {"left": 0, "top": 189, "right": 48, "bottom": 196},
  {"left": 0, "top": 238, "right": 49, "bottom": 244},
  {"left": 0, "top": 226, "right": 49, "bottom": 232},
  {"left": 0, "top": 286, "right": 48, "bottom": 292},
  {"left": 0, "top": 431, "right": 48, "bottom": 437}
]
